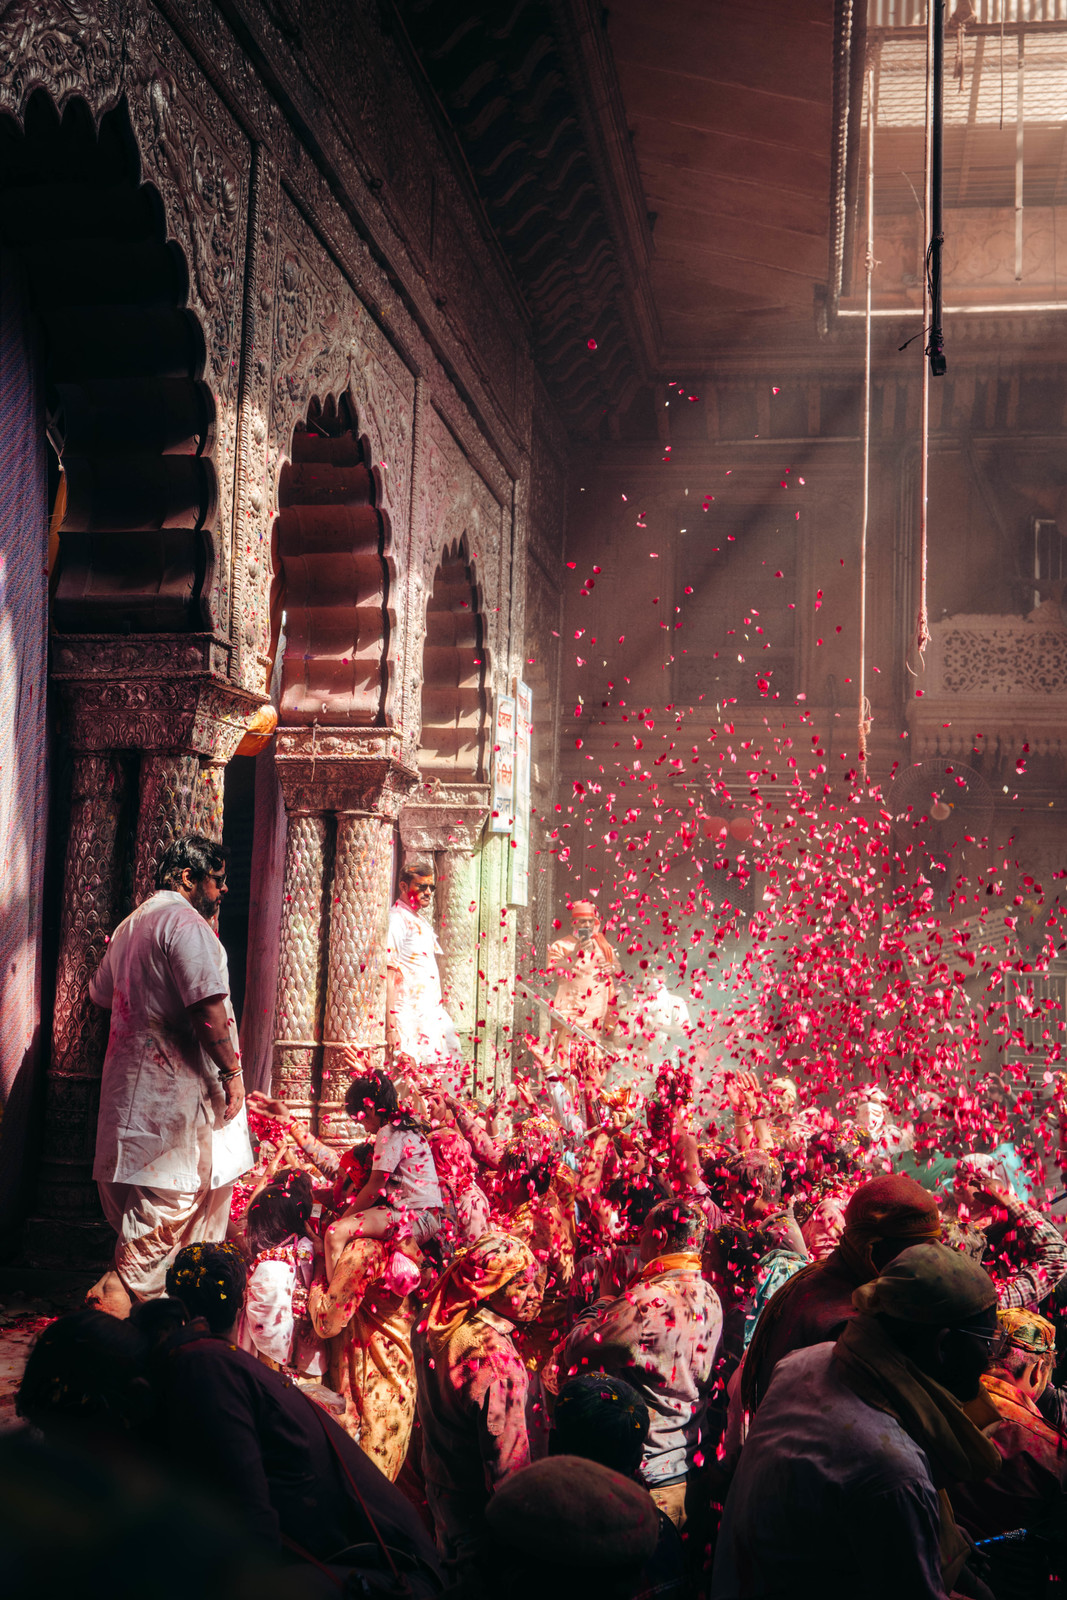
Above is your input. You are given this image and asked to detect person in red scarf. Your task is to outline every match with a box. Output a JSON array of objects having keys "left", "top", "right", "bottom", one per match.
[{"left": 544, "top": 1197, "right": 722, "bottom": 1529}]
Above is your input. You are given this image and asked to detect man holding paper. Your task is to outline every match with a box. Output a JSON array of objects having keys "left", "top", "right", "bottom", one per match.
[{"left": 86, "top": 833, "right": 251, "bottom": 1316}]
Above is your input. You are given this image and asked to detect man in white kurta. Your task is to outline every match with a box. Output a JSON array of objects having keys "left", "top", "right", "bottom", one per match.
[
  {"left": 88, "top": 834, "right": 251, "bottom": 1313},
  {"left": 386, "top": 860, "right": 461, "bottom": 1071}
]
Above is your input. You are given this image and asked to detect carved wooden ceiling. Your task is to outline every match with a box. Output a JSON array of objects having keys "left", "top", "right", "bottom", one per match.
[
  {"left": 605, "top": 0, "right": 837, "bottom": 367},
  {"left": 397, "top": 0, "right": 840, "bottom": 436}
]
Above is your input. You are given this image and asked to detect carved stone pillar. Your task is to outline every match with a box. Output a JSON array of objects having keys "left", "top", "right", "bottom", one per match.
[
  {"left": 400, "top": 785, "right": 489, "bottom": 1084},
  {"left": 273, "top": 728, "right": 417, "bottom": 1142},
  {"left": 132, "top": 752, "right": 201, "bottom": 904},
  {"left": 320, "top": 811, "right": 396, "bottom": 1141},
  {"left": 195, "top": 759, "right": 228, "bottom": 842},
  {"left": 30, "top": 754, "right": 132, "bottom": 1258},
  {"left": 28, "top": 642, "right": 267, "bottom": 1262},
  {"left": 273, "top": 811, "right": 332, "bottom": 1122}
]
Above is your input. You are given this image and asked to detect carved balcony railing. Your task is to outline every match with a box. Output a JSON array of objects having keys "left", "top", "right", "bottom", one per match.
[{"left": 907, "top": 604, "right": 1067, "bottom": 759}]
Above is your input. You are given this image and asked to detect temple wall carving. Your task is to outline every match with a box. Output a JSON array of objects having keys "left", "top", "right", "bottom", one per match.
[
  {"left": 908, "top": 607, "right": 1067, "bottom": 759},
  {"left": 0, "top": 0, "right": 566, "bottom": 1246}
]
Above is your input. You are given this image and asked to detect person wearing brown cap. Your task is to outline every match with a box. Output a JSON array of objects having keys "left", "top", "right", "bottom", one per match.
[
  {"left": 443, "top": 1455, "right": 661, "bottom": 1600},
  {"left": 951, "top": 1306, "right": 1067, "bottom": 1579},
  {"left": 713, "top": 1242, "right": 1002, "bottom": 1600},
  {"left": 741, "top": 1171, "right": 942, "bottom": 1410}
]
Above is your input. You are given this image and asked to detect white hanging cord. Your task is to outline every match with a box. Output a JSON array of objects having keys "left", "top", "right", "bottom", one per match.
[{"left": 859, "top": 62, "right": 877, "bottom": 771}]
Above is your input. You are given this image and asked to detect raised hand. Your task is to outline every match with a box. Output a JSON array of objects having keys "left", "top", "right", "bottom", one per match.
[{"left": 247, "top": 1089, "right": 293, "bottom": 1123}]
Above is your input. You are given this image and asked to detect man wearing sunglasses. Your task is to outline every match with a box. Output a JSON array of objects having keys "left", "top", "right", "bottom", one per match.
[
  {"left": 386, "top": 858, "right": 461, "bottom": 1073},
  {"left": 87, "top": 833, "right": 251, "bottom": 1319}
]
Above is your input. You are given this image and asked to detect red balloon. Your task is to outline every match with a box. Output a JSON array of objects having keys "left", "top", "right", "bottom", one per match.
[
  {"left": 703, "top": 815, "right": 728, "bottom": 839},
  {"left": 729, "top": 817, "right": 754, "bottom": 843}
]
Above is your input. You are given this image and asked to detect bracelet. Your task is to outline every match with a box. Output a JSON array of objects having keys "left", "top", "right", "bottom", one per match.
[{"left": 218, "top": 1066, "right": 243, "bottom": 1082}]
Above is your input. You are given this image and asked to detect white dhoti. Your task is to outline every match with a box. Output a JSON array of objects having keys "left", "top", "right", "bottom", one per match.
[
  {"left": 98, "top": 1177, "right": 234, "bottom": 1300},
  {"left": 90, "top": 890, "right": 253, "bottom": 1300}
]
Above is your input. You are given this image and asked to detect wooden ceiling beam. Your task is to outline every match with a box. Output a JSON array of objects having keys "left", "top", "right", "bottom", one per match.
[
  {"left": 641, "top": 164, "right": 831, "bottom": 235},
  {"left": 616, "top": 66, "right": 832, "bottom": 150},
  {"left": 632, "top": 118, "right": 829, "bottom": 196},
  {"left": 609, "top": 13, "right": 832, "bottom": 104}
]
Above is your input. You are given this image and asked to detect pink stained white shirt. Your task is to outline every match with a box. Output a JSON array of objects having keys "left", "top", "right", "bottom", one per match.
[
  {"left": 386, "top": 899, "right": 461, "bottom": 1066},
  {"left": 91, "top": 890, "right": 251, "bottom": 1192},
  {"left": 238, "top": 1235, "right": 326, "bottom": 1376}
]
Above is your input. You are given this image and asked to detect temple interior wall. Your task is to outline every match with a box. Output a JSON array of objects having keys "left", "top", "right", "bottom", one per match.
[{"left": 0, "top": 0, "right": 567, "bottom": 1259}]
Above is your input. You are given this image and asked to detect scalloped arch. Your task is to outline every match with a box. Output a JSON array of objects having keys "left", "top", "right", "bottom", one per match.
[
  {"left": 0, "top": 89, "right": 220, "bottom": 632},
  {"left": 418, "top": 533, "right": 490, "bottom": 780},
  {"left": 273, "top": 392, "right": 397, "bottom": 726}
]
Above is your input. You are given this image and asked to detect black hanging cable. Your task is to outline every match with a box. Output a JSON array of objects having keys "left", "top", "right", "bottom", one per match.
[{"left": 927, "top": 0, "right": 947, "bottom": 378}]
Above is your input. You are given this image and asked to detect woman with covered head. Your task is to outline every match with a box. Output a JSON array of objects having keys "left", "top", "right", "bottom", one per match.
[
  {"left": 412, "top": 1230, "right": 543, "bottom": 1572},
  {"left": 742, "top": 1172, "right": 942, "bottom": 1411},
  {"left": 495, "top": 1113, "right": 612, "bottom": 1373},
  {"left": 249, "top": 1068, "right": 434, "bottom": 1477}
]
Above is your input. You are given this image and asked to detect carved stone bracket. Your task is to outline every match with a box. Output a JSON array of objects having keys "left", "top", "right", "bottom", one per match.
[
  {"left": 52, "top": 637, "right": 267, "bottom": 758},
  {"left": 274, "top": 726, "right": 420, "bottom": 816},
  {"left": 399, "top": 784, "right": 491, "bottom": 856}
]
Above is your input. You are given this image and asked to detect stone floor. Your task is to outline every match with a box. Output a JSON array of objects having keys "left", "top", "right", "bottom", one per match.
[{"left": 0, "top": 1275, "right": 94, "bottom": 1428}]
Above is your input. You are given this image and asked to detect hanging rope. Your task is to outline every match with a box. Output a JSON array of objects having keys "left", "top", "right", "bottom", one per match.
[{"left": 858, "top": 62, "right": 876, "bottom": 771}]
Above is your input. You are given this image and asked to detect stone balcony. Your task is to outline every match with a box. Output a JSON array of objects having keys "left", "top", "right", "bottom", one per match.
[{"left": 907, "top": 601, "right": 1067, "bottom": 760}]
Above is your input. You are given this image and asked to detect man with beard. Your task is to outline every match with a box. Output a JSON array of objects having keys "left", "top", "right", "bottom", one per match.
[{"left": 86, "top": 834, "right": 250, "bottom": 1317}]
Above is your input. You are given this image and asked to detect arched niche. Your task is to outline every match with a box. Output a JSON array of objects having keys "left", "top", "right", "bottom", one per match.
[
  {"left": 274, "top": 392, "right": 394, "bottom": 725},
  {"left": 0, "top": 91, "right": 217, "bottom": 632},
  {"left": 419, "top": 538, "right": 489, "bottom": 781}
]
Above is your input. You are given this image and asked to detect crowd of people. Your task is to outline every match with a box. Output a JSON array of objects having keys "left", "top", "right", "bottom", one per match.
[{"left": 13, "top": 835, "right": 1067, "bottom": 1599}]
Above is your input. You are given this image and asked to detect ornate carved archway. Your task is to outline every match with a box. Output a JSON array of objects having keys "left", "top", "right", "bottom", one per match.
[
  {"left": 0, "top": 91, "right": 259, "bottom": 1261},
  {"left": 418, "top": 538, "right": 488, "bottom": 779},
  {"left": 3, "top": 92, "right": 218, "bottom": 634},
  {"left": 270, "top": 393, "right": 413, "bottom": 1143},
  {"left": 398, "top": 539, "right": 492, "bottom": 1079},
  {"left": 274, "top": 392, "right": 394, "bottom": 727}
]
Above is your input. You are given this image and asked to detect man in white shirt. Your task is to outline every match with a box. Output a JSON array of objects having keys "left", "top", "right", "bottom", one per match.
[
  {"left": 86, "top": 833, "right": 251, "bottom": 1316},
  {"left": 545, "top": 1199, "right": 722, "bottom": 1529},
  {"left": 386, "top": 859, "right": 461, "bottom": 1072}
]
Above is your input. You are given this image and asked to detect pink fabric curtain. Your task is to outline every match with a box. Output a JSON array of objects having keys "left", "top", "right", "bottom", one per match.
[{"left": 0, "top": 247, "right": 48, "bottom": 1236}]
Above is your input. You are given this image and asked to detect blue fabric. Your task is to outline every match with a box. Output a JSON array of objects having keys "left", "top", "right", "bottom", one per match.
[{"left": 743, "top": 1247, "right": 808, "bottom": 1350}]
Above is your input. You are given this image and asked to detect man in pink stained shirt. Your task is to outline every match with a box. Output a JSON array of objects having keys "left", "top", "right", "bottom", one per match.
[{"left": 87, "top": 833, "right": 251, "bottom": 1317}]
